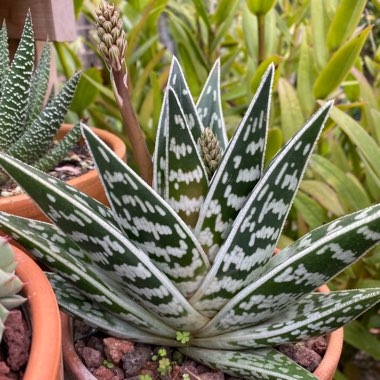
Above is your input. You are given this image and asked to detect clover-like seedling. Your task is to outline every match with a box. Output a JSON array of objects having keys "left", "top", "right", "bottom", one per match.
[{"left": 176, "top": 331, "right": 191, "bottom": 345}]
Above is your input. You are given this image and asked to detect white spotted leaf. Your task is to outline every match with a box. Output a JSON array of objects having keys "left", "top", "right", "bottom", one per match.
[
  {"left": 48, "top": 272, "right": 181, "bottom": 345},
  {"left": 181, "top": 347, "right": 317, "bottom": 380},
  {"left": 0, "top": 153, "right": 210, "bottom": 332},
  {"left": 0, "top": 22, "right": 9, "bottom": 95},
  {"left": 82, "top": 124, "right": 210, "bottom": 298},
  {"left": 197, "top": 203, "right": 380, "bottom": 336},
  {"left": 165, "top": 88, "right": 209, "bottom": 228},
  {"left": 195, "top": 64, "right": 274, "bottom": 262},
  {"left": 196, "top": 59, "right": 228, "bottom": 150},
  {"left": 0, "top": 212, "right": 175, "bottom": 336},
  {"left": 153, "top": 56, "right": 205, "bottom": 200},
  {"left": 190, "top": 102, "right": 333, "bottom": 317},
  {"left": 192, "top": 289, "right": 380, "bottom": 349}
]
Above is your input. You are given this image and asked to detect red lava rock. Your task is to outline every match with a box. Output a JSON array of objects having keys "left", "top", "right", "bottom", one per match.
[
  {"left": 92, "top": 365, "right": 114, "bottom": 380},
  {"left": 122, "top": 344, "right": 152, "bottom": 377},
  {"left": 104, "top": 338, "right": 134, "bottom": 365},
  {"left": 3, "top": 310, "right": 30, "bottom": 371},
  {"left": 199, "top": 372, "right": 225, "bottom": 380},
  {"left": 87, "top": 336, "right": 104, "bottom": 353},
  {"left": 197, "top": 364, "right": 213, "bottom": 375},
  {"left": 82, "top": 347, "right": 103, "bottom": 369},
  {"left": 278, "top": 343, "right": 322, "bottom": 372},
  {"left": 75, "top": 339, "right": 86, "bottom": 358},
  {"left": 305, "top": 336, "right": 327, "bottom": 356},
  {"left": 0, "top": 362, "right": 9, "bottom": 376},
  {"left": 111, "top": 366, "right": 125, "bottom": 380}
]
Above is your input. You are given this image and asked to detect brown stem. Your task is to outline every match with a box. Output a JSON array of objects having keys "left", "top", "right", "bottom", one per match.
[
  {"left": 258, "top": 14, "right": 266, "bottom": 64},
  {"left": 111, "top": 69, "right": 153, "bottom": 186}
]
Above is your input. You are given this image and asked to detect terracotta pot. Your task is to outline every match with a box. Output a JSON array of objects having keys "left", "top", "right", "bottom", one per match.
[
  {"left": 13, "top": 244, "right": 63, "bottom": 380},
  {"left": 61, "top": 285, "right": 343, "bottom": 380},
  {"left": 0, "top": 124, "right": 126, "bottom": 222}
]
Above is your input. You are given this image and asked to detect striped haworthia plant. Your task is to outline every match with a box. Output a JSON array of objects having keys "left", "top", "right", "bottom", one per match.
[
  {"left": 0, "top": 59, "right": 380, "bottom": 379},
  {"left": 0, "top": 13, "right": 81, "bottom": 186}
]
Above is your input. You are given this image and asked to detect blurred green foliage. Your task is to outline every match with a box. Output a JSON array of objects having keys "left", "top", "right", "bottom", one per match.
[{"left": 58, "top": 0, "right": 380, "bottom": 376}]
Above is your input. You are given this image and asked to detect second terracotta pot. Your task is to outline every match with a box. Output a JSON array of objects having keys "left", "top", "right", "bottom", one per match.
[
  {"left": 13, "top": 244, "right": 63, "bottom": 380},
  {"left": 0, "top": 124, "right": 126, "bottom": 222}
]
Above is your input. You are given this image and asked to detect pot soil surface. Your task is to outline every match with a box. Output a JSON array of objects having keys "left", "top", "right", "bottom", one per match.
[
  {"left": 73, "top": 320, "right": 327, "bottom": 380},
  {"left": 0, "top": 142, "right": 94, "bottom": 197},
  {"left": 0, "top": 310, "right": 31, "bottom": 380}
]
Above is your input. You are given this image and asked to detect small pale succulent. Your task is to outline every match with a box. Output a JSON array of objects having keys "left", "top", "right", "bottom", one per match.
[
  {"left": 0, "top": 13, "right": 81, "bottom": 186},
  {"left": 0, "top": 238, "right": 25, "bottom": 341},
  {"left": 0, "top": 59, "right": 380, "bottom": 379}
]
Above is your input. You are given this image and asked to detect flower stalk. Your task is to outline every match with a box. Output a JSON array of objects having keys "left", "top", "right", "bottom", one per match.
[{"left": 96, "top": 1, "right": 153, "bottom": 185}]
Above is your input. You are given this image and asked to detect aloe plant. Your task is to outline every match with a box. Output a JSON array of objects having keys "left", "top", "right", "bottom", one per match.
[
  {"left": 0, "top": 60, "right": 379, "bottom": 379},
  {"left": 0, "top": 238, "right": 25, "bottom": 341},
  {"left": 0, "top": 13, "right": 81, "bottom": 186}
]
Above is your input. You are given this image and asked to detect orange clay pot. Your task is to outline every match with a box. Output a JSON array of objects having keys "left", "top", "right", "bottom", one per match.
[
  {"left": 0, "top": 124, "right": 126, "bottom": 222},
  {"left": 13, "top": 244, "right": 63, "bottom": 380},
  {"left": 60, "top": 285, "right": 343, "bottom": 380}
]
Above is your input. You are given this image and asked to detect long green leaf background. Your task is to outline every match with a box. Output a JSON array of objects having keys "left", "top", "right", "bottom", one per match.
[{"left": 55, "top": 0, "right": 380, "bottom": 377}]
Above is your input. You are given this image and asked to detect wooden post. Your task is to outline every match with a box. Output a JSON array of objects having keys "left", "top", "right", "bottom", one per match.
[{"left": 0, "top": 0, "right": 77, "bottom": 94}]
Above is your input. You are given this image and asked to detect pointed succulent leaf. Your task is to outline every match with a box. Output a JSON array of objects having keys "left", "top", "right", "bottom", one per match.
[
  {"left": 0, "top": 212, "right": 175, "bottom": 336},
  {"left": 154, "top": 57, "right": 206, "bottom": 196},
  {"left": 26, "top": 41, "right": 50, "bottom": 126},
  {"left": 182, "top": 347, "right": 317, "bottom": 380},
  {"left": 0, "top": 304, "right": 9, "bottom": 341},
  {"left": 197, "top": 203, "right": 380, "bottom": 336},
  {"left": 0, "top": 13, "right": 34, "bottom": 150},
  {"left": 196, "top": 59, "right": 228, "bottom": 150},
  {"left": 165, "top": 89, "right": 209, "bottom": 228},
  {"left": 0, "top": 153, "right": 210, "bottom": 332},
  {"left": 167, "top": 56, "right": 204, "bottom": 141},
  {"left": 7, "top": 73, "right": 80, "bottom": 163},
  {"left": 192, "top": 289, "right": 380, "bottom": 349},
  {"left": 48, "top": 272, "right": 181, "bottom": 346},
  {"left": 0, "top": 238, "right": 17, "bottom": 273},
  {"left": 0, "top": 271, "right": 23, "bottom": 299},
  {"left": 82, "top": 124, "right": 209, "bottom": 298},
  {"left": 190, "top": 102, "right": 333, "bottom": 317},
  {"left": 195, "top": 64, "right": 274, "bottom": 261},
  {"left": 34, "top": 122, "right": 81, "bottom": 172},
  {"left": 0, "top": 22, "right": 9, "bottom": 95}
]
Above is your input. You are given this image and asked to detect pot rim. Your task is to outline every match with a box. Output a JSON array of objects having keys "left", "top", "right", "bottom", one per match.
[{"left": 13, "top": 244, "right": 63, "bottom": 380}]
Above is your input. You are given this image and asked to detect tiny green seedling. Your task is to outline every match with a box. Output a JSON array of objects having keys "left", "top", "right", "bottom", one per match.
[
  {"left": 157, "top": 357, "right": 172, "bottom": 376},
  {"left": 176, "top": 331, "right": 190, "bottom": 344},
  {"left": 139, "top": 375, "right": 153, "bottom": 380}
]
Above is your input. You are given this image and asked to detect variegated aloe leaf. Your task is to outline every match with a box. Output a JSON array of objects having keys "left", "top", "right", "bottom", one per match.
[
  {"left": 48, "top": 272, "right": 181, "bottom": 346},
  {"left": 0, "top": 21, "right": 9, "bottom": 95},
  {"left": 8, "top": 73, "right": 81, "bottom": 164},
  {"left": 0, "top": 212, "right": 175, "bottom": 336},
  {"left": 153, "top": 56, "right": 204, "bottom": 195},
  {"left": 0, "top": 12, "right": 34, "bottom": 150},
  {"left": 34, "top": 122, "right": 82, "bottom": 172},
  {"left": 165, "top": 89, "right": 209, "bottom": 227},
  {"left": 81, "top": 124, "right": 209, "bottom": 298},
  {"left": 0, "top": 153, "right": 210, "bottom": 332},
  {"left": 195, "top": 64, "right": 274, "bottom": 262},
  {"left": 26, "top": 41, "right": 50, "bottom": 126},
  {"left": 181, "top": 347, "right": 317, "bottom": 380},
  {"left": 190, "top": 102, "right": 333, "bottom": 317},
  {"left": 192, "top": 289, "right": 380, "bottom": 349},
  {"left": 196, "top": 59, "right": 228, "bottom": 150},
  {"left": 197, "top": 203, "right": 380, "bottom": 336}
]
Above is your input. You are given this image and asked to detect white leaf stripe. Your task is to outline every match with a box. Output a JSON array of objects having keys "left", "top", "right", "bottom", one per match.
[
  {"left": 0, "top": 212, "right": 175, "bottom": 336},
  {"left": 196, "top": 59, "right": 228, "bottom": 150},
  {"left": 0, "top": 153, "right": 210, "bottom": 332},
  {"left": 194, "top": 64, "right": 274, "bottom": 262},
  {"left": 181, "top": 347, "right": 317, "bottom": 380},
  {"left": 81, "top": 124, "right": 210, "bottom": 298},
  {"left": 166, "top": 88, "right": 209, "bottom": 228},
  {"left": 192, "top": 289, "right": 380, "bottom": 349},
  {"left": 191, "top": 101, "right": 333, "bottom": 316},
  {"left": 49, "top": 273, "right": 181, "bottom": 346},
  {"left": 197, "top": 203, "right": 380, "bottom": 336}
]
